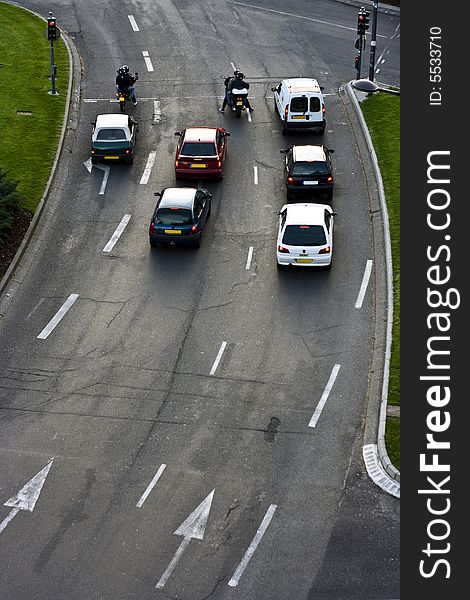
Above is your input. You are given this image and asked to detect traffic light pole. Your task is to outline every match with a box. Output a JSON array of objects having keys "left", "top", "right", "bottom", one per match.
[
  {"left": 368, "top": 1, "right": 379, "bottom": 81},
  {"left": 50, "top": 39, "right": 57, "bottom": 95}
]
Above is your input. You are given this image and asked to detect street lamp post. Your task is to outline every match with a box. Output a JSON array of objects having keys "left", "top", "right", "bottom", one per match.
[{"left": 368, "top": 1, "right": 379, "bottom": 81}]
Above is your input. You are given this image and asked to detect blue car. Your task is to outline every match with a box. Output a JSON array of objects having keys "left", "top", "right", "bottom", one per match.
[{"left": 149, "top": 187, "right": 212, "bottom": 248}]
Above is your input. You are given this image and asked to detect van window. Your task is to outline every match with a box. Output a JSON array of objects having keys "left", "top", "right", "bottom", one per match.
[
  {"left": 310, "top": 97, "right": 321, "bottom": 112},
  {"left": 290, "top": 97, "right": 308, "bottom": 113}
]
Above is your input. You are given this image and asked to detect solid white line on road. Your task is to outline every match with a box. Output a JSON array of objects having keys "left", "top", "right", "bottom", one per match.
[
  {"left": 140, "top": 151, "right": 157, "bottom": 184},
  {"left": 210, "top": 341, "right": 227, "bottom": 375},
  {"left": 226, "top": 1, "right": 387, "bottom": 37},
  {"left": 230, "top": 61, "right": 237, "bottom": 71},
  {"left": 355, "top": 259, "right": 373, "bottom": 309},
  {"left": 247, "top": 109, "right": 252, "bottom": 123},
  {"left": 103, "top": 214, "right": 131, "bottom": 252},
  {"left": 142, "top": 50, "right": 154, "bottom": 72},
  {"left": 228, "top": 504, "right": 277, "bottom": 587},
  {"left": 245, "top": 246, "right": 254, "bottom": 270},
  {"left": 98, "top": 166, "right": 110, "bottom": 195},
  {"left": 136, "top": 464, "right": 167, "bottom": 508},
  {"left": 253, "top": 165, "right": 258, "bottom": 185},
  {"left": 308, "top": 363, "right": 341, "bottom": 428},
  {"left": 37, "top": 294, "right": 79, "bottom": 339},
  {"left": 128, "top": 15, "right": 139, "bottom": 31},
  {"left": 153, "top": 100, "right": 161, "bottom": 123}
]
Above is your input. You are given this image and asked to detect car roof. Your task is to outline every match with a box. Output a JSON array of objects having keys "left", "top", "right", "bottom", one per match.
[
  {"left": 292, "top": 145, "right": 327, "bottom": 162},
  {"left": 159, "top": 187, "right": 197, "bottom": 209},
  {"left": 95, "top": 114, "right": 129, "bottom": 129},
  {"left": 283, "top": 78, "right": 322, "bottom": 93},
  {"left": 281, "top": 203, "right": 331, "bottom": 226},
  {"left": 183, "top": 127, "right": 218, "bottom": 143}
]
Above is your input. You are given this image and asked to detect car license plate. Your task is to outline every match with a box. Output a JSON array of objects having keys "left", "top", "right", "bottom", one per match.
[
  {"left": 292, "top": 115, "right": 305, "bottom": 119},
  {"left": 296, "top": 258, "right": 313, "bottom": 263},
  {"left": 164, "top": 230, "right": 181, "bottom": 234},
  {"left": 104, "top": 156, "right": 120, "bottom": 159},
  {"left": 190, "top": 163, "right": 207, "bottom": 168},
  {"left": 236, "top": 101, "right": 243, "bottom": 106},
  {"left": 303, "top": 181, "right": 318, "bottom": 185}
]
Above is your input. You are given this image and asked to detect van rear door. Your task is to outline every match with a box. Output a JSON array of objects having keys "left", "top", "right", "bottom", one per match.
[{"left": 289, "top": 95, "right": 309, "bottom": 122}]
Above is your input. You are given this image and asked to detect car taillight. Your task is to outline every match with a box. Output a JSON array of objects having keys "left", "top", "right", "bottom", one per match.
[
  {"left": 322, "top": 103, "right": 326, "bottom": 114},
  {"left": 191, "top": 225, "right": 197, "bottom": 232},
  {"left": 149, "top": 223, "right": 157, "bottom": 233},
  {"left": 125, "top": 149, "right": 130, "bottom": 154},
  {"left": 217, "top": 161, "right": 222, "bottom": 168},
  {"left": 319, "top": 246, "right": 331, "bottom": 254},
  {"left": 175, "top": 161, "right": 179, "bottom": 167},
  {"left": 278, "top": 245, "right": 290, "bottom": 253},
  {"left": 91, "top": 149, "right": 95, "bottom": 154},
  {"left": 327, "top": 175, "right": 333, "bottom": 183},
  {"left": 287, "top": 176, "right": 294, "bottom": 184},
  {"left": 284, "top": 105, "right": 288, "bottom": 120}
]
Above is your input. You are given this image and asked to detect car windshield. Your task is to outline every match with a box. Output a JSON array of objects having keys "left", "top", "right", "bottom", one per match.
[
  {"left": 181, "top": 142, "right": 217, "bottom": 157},
  {"left": 292, "top": 161, "right": 328, "bottom": 176},
  {"left": 96, "top": 128, "right": 127, "bottom": 141},
  {"left": 283, "top": 225, "right": 326, "bottom": 246},
  {"left": 155, "top": 208, "right": 193, "bottom": 225}
]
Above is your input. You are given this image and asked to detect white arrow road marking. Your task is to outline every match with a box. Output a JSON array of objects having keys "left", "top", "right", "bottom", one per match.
[
  {"left": 142, "top": 50, "right": 154, "bottom": 72},
  {"left": 140, "top": 151, "right": 157, "bottom": 184},
  {"left": 228, "top": 503, "right": 277, "bottom": 587},
  {"left": 355, "top": 259, "right": 373, "bottom": 309},
  {"left": 308, "top": 364, "right": 341, "bottom": 428},
  {"left": 245, "top": 246, "right": 254, "bottom": 270},
  {"left": 98, "top": 165, "right": 110, "bottom": 195},
  {"left": 37, "top": 294, "right": 79, "bottom": 339},
  {"left": 210, "top": 341, "right": 227, "bottom": 375},
  {"left": 103, "top": 214, "right": 131, "bottom": 252},
  {"left": 84, "top": 157, "right": 93, "bottom": 173},
  {"left": 155, "top": 489, "right": 215, "bottom": 589},
  {"left": 1, "top": 459, "right": 54, "bottom": 535},
  {"left": 128, "top": 15, "right": 139, "bottom": 31},
  {"left": 136, "top": 464, "right": 167, "bottom": 508}
]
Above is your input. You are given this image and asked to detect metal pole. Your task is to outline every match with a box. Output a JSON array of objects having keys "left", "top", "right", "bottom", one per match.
[
  {"left": 50, "top": 39, "right": 56, "bottom": 94},
  {"left": 368, "top": 1, "right": 379, "bottom": 81}
]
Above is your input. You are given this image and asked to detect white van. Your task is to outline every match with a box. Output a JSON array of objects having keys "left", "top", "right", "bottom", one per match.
[{"left": 271, "top": 78, "right": 326, "bottom": 134}]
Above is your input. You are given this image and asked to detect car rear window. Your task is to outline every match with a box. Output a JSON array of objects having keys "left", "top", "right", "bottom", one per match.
[
  {"left": 283, "top": 225, "right": 326, "bottom": 246},
  {"left": 310, "top": 97, "right": 321, "bottom": 112},
  {"left": 155, "top": 208, "right": 193, "bottom": 225},
  {"left": 291, "top": 161, "right": 328, "bottom": 176},
  {"left": 96, "top": 128, "right": 127, "bottom": 141},
  {"left": 181, "top": 142, "right": 217, "bottom": 157},
  {"left": 290, "top": 97, "right": 308, "bottom": 113}
]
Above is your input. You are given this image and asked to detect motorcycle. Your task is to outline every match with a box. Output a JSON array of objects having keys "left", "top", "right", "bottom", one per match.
[
  {"left": 228, "top": 87, "right": 249, "bottom": 118},
  {"left": 116, "top": 72, "right": 139, "bottom": 112}
]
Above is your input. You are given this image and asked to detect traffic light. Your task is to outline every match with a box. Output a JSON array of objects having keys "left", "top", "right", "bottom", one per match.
[
  {"left": 357, "top": 9, "right": 370, "bottom": 35},
  {"left": 47, "top": 16, "right": 57, "bottom": 41}
]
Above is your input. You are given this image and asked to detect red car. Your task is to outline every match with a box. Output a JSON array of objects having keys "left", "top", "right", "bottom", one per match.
[{"left": 174, "top": 127, "right": 230, "bottom": 180}]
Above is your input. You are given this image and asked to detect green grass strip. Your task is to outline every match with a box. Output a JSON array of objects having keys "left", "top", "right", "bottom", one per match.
[
  {"left": 0, "top": 2, "right": 69, "bottom": 214},
  {"left": 360, "top": 93, "right": 400, "bottom": 465}
]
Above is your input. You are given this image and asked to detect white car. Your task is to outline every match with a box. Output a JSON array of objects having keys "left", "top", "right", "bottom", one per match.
[{"left": 276, "top": 203, "right": 336, "bottom": 269}]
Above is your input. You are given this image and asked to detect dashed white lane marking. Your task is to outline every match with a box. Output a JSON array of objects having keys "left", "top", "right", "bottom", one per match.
[
  {"left": 103, "top": 214, "right": 131, "bottom": 252},
  {"left": 140, "top": 151, "right": 157, "bottom": 184},
  {"left": 355, "top": 259, "right": 373, "bottom": 309},
  {"left": 228, "top": 504, "right": 277, "bottom": 587},
  {"left": 308, "top": 363, "right": 341, "bottom": 428},
  {"left": 247, "top": 109, "right": 252, "bottom": 123},
  {"left": 37, "top": 294, "right": 79, "bottom": 339},
  {"left": 153, "top": 100, "right": 161, "bottom": 123},
  {"left": 226, "top": 0, "right": 387, "bottom": 37},
  {"left": 98, "top": 165, "right": 110, "bottom": 195},
  {"left": 245, "top": 246, "right": 254, "bottom": 270},
  {"left": 136, "top": 464, "right": 167, "bottom": 508},
  {"left": 363, "top": 444, "right": 400, "bottom": 498},
  {"left": 253, "top": 165, "right": 258, "bottom": 185},
  {"left": 230, "top": 61, "right": 237, "bottom": 71},
  {"left": 210, "top": 341, "right": 227, "bottom": 375},
  {"left": 128, "top": 15, "right": 139, "bottom": 31},
  {"left": 142, "top": 50, "right": 154, "bottom": 72}
]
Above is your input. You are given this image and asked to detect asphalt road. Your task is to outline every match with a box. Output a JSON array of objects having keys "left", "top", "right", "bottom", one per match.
[{"left": 0, "top": 1, "right": 400, "bottom": 598}]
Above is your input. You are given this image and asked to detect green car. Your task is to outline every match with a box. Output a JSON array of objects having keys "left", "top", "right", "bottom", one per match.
[{"left": 91, "top": 113, "right": 137, "bottom": 164}]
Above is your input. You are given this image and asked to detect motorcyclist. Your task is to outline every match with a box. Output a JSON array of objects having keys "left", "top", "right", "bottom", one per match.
[
  {"left": 219, "top": 70, "right": 253, "bottom": 113},
  {"left": 116, "top": 65, "right": 138, "bottom": 106}
]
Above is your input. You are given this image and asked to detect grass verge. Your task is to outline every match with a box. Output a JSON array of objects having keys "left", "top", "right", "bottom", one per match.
[
  {"left": 360, "top": 92, "right": 400, "bottom": 468},
  {"left": 0, "top": 2, "right": 69, "bottom": 214}
]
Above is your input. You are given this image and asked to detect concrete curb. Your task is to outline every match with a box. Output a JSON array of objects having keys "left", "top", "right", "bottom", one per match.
[
  {"left": 342, "top": 81, "right": 400, "bottom": 496},
  {"left": 0, "top": 3, "right": 82, "bottom": 316}
]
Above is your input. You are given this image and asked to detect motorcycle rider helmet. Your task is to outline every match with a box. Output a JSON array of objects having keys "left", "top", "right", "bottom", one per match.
[
  {"left": 235, "top": 71, "right": 244, "bottom": 80},
  {"left": 121, "top": 64, "right": 130, "bottom": 73}
]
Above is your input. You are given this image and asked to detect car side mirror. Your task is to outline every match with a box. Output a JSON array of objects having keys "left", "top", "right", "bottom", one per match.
[
  {"left": 333, "top": 212, "right": 338, "bottom": 216},
  {"left": 153, "top": 192, "right": 161, "bottom": 197},
  {"left": 280, "top": 149, "right": 289, "bottom": 154},
  {"left": 271, "top": 87, "right": 276, "bottom": 92},
  {"left": 329, "top": 149, "right": 335, "bottom": 153},
  {"left": 224, "top": 132, "right": 231, "bottom": 137},
  {"left": 320, "top": 86, "right": 324, "bottom": 91},
  {"left": 174, "top": 131, "right": 181, "bottom": 136}
]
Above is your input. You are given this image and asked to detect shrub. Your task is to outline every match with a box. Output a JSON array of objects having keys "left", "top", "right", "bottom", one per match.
[{"left": 0, "top": 169, "right": 23, "bottom": 249}]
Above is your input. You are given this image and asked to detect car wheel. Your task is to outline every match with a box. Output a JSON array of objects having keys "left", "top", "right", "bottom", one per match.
[
  {"left": 286, "top": 191, "right": 294, "bottom": 202},
  {"left": 149, "top": 240, "right": 158, "bottom": 248},
  {"left": 91, "top": 156, "right": 98, "bottom": 164},
  {"left": 277, "top": 260, "right": 286, "bottom": 270},
  {"left": 127, "top": 157, "right": 134, "bottom": 164},
  {"left": 194, "top": 234, "right": 202, "bottom": 248},
  {"left": 326, "top": 190, "right": 333, "bottom": 202},
  {"left": 207, "top": 202, "right": 211, "bottom": 217}
]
